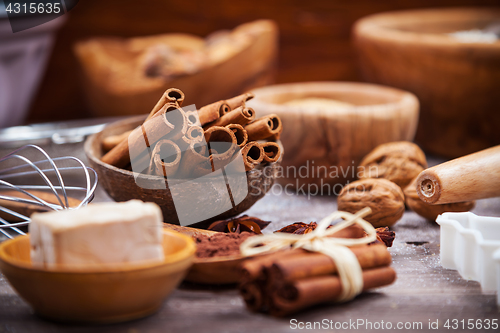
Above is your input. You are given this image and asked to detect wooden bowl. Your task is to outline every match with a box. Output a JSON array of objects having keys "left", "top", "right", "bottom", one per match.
[
  {"left": 0, "top": 230, "right": 195, "bottom": 323},
  {"left": 247, "top": 82, "right": 418, "bottom": 188},
  {"left": 354, "top": 8, "right": 500, "bottom": 158},
  {"left": 74, "top": 20, "right": 278, "bottom": 117},
  {"left": 163, "top": 224, "right": 258, "bottom": 285},
  {"left": 84, "top": 116, "right": 278, "bottom": 227}
]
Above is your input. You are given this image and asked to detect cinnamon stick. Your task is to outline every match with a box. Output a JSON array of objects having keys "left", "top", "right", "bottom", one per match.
[
  {"left": 240, "top": 250, "right": 301, "bottom": 312},
  {"left": 186, "top": 125, "right": 204, "bottom": 143},
  {"left": 226, "top": 124, "right": 248, "bottom": 148},
  {"left": 185, "top": 110, "right": 201, "bottom": 126},
  {"left": 148, "top": 139, "right": 182, "bottom": 178},
  {"left": 245, "top": 114, "right": 282, "bottom": 141},
  {"left": 175, "top": 142, "right": 213, "bottom": 179},
  {"left": 102, "top": 130, "right": 132, "bottom": 152},
  {"left": 101, "top": 107, "right": 187, "bottom": 168},
  {"left": 146, "top": 102, "right": 180, "bottom": 122},
  {"left": 260, "top": 142, "right": 281, "bottom": 163},
  {"left": 204, "top": 126, "right": 238, "bottom": 171},
  {"left": 240, "top": 141, "right": 265, "bottom": 171},
  {"left": 225, "top": 92, "right": 254, "bottom": 109},
  {"left": 269, "top": 267, "right": 396, "bottom": 316},
  {"left": 203, "top": 106, "right": 255, "bottom": 129},
  {"left": 146, "top": 88, "right": 184, "bottom": 121},
  {"left": 269, "top": 244, "right": 391, "bottom": 282},
  {"left": 240, "top": 226, "right": 370, "bottom": 285},
  {"left": 198, "top": 101, "right": 231, "bottom": 125},
  {"left": 178, "top": 125, "right": 204, "bottom": 151},
  {"left": 239, "top": 230, "right": 395, "bottom": 316}
]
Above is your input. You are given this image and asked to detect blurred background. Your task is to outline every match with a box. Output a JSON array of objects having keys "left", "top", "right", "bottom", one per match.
[{"left": 26, "top": 0, "right": 499, "bottom": 123}]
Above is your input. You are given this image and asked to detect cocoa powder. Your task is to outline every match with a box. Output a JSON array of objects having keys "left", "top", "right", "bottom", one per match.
[{"left": 194, "top": 232, "right": 254, "bottom": 258}]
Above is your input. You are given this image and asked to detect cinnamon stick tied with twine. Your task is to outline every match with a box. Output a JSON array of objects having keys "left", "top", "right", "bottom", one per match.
[
  {"left": 245, "top": 114, "right": 282, "bottom": 141},
  {"left": 239, "top": 225, "right": 365, "bottom": 312},
  {"left": 239, "top": 208, "right": 396, "bottom": 316}
]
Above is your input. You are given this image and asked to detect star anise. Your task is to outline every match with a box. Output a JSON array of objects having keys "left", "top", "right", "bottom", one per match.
[
  {"left": 208, "top": 215, "right": 271, "bottom": 234},
  {"left": 374, "top": 227, "right": 395, "bottom": 247},
  {"left": 275, "top": 222, "right": 395, "bottom": 247},
  {"left": 275, "top": 222, "right": 317, "bottom": 234}
]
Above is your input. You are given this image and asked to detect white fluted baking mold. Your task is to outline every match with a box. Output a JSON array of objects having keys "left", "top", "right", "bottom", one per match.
[{"left": 436, "top": 212, "right": 500, "bottom": 305}]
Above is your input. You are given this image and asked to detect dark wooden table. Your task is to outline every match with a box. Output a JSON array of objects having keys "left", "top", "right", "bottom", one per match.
[{"left": 1, "top": 141, "right": 499, "bottom": 333}]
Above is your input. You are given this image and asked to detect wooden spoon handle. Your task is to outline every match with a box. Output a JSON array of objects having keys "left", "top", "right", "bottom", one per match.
[{"left": 416, "top": 145, "right": 500, "bottom": 204}]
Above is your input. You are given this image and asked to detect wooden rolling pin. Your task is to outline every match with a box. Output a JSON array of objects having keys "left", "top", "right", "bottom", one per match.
[{"left": 416, "top": 145, "right": 500, "bottom": 204}]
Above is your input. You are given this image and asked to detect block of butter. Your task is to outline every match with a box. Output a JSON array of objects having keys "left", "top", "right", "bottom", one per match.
[{"left": 29, "top": 200, "right": 165, "bottom": 268}]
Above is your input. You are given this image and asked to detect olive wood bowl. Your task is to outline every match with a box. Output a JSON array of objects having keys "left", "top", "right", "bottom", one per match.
[
  {"left": 0, "top": 230, "right": 195, "bottom": 323},
  {"left": 247, "top": 82, "right": 419, "bottom": 188},
  {"left": 84, "top": 116, "right": 278, "bottom": 228},
  {"left": 354, "top": 8, "right": 500, "bottom": 157}
]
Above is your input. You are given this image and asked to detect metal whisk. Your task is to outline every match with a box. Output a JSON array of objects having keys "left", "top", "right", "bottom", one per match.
[{"left": 0, "top": 145, "right": 98, "bottom": 239}]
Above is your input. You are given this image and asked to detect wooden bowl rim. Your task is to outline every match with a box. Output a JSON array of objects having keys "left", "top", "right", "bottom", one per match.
[
  {"left": 0, "top": 229, "right": 196, "bottom": 274},
  {"left": 354, "top": 7, "right": 500, "bottom": 49},
  {"left": 249, "top": 81, "right": 419, "bottom": 111}
]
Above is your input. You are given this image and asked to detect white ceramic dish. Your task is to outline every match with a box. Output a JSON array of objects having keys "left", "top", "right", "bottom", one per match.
[{"left": 436, "top": 212, "right": 500, "bottom": 305}]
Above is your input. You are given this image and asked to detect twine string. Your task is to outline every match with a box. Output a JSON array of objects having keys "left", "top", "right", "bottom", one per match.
[{"left": 240, "top": 207, "right": 377, "bottom": 302}]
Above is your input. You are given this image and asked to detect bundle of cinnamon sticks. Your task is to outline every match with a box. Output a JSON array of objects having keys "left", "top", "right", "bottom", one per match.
[
  {"left": 100, "top": 88, "right": 283, "bottom": 178},
  {"left": 239, "top": 226, "right": 396, "bottom": 317}
]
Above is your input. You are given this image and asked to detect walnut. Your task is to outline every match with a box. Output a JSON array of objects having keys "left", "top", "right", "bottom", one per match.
[
  {"left": 404, "top": 177, "right": 475, "bottom": 221},
  {"left": 338, "top": 178, "right": 405, "bottom": 227},
  {"left": 358, "top": 141, "right": 427, "bottom": 189}
]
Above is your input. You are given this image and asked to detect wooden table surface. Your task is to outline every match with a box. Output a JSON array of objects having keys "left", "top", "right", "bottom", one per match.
[{"left": 0, "top": 141, "right": 499, "bottom": 333}]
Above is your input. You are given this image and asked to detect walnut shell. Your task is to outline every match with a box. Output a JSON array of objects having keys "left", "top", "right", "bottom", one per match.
[
  {"left": 338, "top": 178, "right": 405, "bottom": 227},
  {"left": 358, "top": 141, "right": 427, "bottom": 189},
  {"left": 404, "top": 177, "right": 475, "bottom": 221}
]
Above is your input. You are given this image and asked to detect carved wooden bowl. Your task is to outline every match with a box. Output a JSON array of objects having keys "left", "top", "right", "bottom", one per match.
[
  {"left": 84, "top": 116, "right": 278, "bottom": 228},
  {"left": 247, "top": 82, "right": 419, "bottom": 189},
  {"left": 354, "top": 8, "right": 500, "bottom": 158}
]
